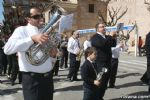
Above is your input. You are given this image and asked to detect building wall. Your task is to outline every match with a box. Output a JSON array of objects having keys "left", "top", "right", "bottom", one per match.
[
  {"left": 44, "top": 0, "right": 108, "bottom": 30},
  {"left": 77, "top": 0, "right": 107, "bottom": 30},
  {"left": 108, "top": 0, "right": 150, "bottom": 41},
  {"left": 74, "top": 0, "right": 108, "bottom": 44},
  {"left": 43, "top": 0, "right": 108, "bottom": 44}
]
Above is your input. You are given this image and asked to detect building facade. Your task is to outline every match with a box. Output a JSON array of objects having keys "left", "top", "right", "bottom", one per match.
[
  {"left": 108, "top": 0, "right": 150, "bottom": 42},
  {"left": 2, "top": 0, "right": 150, "bottom": 52}
]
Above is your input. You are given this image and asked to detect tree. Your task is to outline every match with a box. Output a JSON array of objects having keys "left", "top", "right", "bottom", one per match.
[
  {"left": 98, "top": 6, "right": 128, "bottom": 26},
  {"left": 98, "top": 6, "right": 135, "bottom": 44}
]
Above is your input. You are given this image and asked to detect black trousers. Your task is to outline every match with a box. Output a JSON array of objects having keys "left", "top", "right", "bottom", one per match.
[
  {"left": 141, "top": 71, "right": 149, "bottom": 85},
  {"left": 53, "top": 59, "right": 60, "bottom": 75},
  {"left": 11, "top": 55, "right": 22, "bottom": 83},
  {"left": 22, "top": 71, "right": 54, "bottom": 100},
  {"left": 68, "top": 53, "right": 79, "bottom": 80},
  {"left": 60, "top": 50, "right": 68, "bottom": 68},
  {"left": 7, "top": 55, "right": 13, "bottom": 76},
  {"left": 138, "top": 46, "right": 142, "bottom": 56},
  {"left": 97, "top": 61, "right": 111, "bottom": 100},
  {"left": 73, "top": 60, "right": 80, "bottom": 79},
  {"left": 83, "top": 87, "right": 100, "bottom": 100},
  {"left": 109, "top": 58, "right": 118, "bottom": 86},
  {"left": 2, "top": 54, "right": 7, "bottom": 74}
]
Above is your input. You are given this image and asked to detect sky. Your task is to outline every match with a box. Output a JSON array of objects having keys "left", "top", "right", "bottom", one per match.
[{"left": 0, "top": 0, "right": 4, "bottom": 23}]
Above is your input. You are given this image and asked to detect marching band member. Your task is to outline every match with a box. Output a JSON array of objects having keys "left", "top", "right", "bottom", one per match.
[
  {"left": 4, "top": 7, "right": 57, "bottom": 100},
  {"left": 91, "top": 22, "right": 116, "bottom": 100},
  {"left": 67, "top": 30, "right": 80, "bottom": 81}
]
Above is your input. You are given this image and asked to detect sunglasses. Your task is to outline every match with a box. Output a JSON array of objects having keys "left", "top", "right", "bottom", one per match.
[
  {"left": 99, "top": 26, "right": 105, "bottom": 28},
  {"left": 30, "top": 14, "right": 43, "bottom": 20}
]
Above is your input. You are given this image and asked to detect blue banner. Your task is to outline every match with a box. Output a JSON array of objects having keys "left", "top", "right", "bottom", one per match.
[{"left": 78, "top": 25, "right": 135, "bottom": 34}]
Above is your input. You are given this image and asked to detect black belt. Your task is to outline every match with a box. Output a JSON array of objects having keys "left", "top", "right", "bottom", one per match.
[
  {"left": 112, "top": 58, "right": 118, "bottom": 60},
  {"left": 22, "top": 71, "right": 52, "bottom": 77},
  {"left": 70, "top": 53, "right": 77, "bottom": 56}
]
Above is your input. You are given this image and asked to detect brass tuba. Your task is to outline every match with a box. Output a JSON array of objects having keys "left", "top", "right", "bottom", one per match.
[{"left": 25, "top": 5, "right": 66, "bottom": 66}]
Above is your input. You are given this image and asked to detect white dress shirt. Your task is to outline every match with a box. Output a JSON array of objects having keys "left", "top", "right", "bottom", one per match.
[
  {"left": 97, "top": 32, "right": 106, "bottom": 39},
  {"left": 4, "top": 23, "right": 54, "bottom": 73},
  {"left": 83, "top": 40, "right": 91, "bottom": 51},
  {"left": 67, "top": 37, "right": 80, "bottom": 55},
  {"left": 111, "top": 44, "right": 122, "bottom": 59}
]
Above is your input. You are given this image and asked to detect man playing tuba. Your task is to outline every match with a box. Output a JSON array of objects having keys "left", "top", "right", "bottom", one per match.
[{"left": 4, "top": 6, "right": 58, "bottom": 100}]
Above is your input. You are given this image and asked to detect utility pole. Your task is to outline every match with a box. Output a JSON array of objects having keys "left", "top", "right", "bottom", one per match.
[{"left": 134, "top": 23, "right": 138, "bottom": 57}]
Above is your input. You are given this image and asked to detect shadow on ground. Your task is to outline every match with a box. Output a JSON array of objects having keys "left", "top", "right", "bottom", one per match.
[
  {"left": 115, "top": 81, "right": 146, "bottom": 89},
  {"left": 0, "top": 88, "right": 22, "bottom": 95},
  {"left": 54, "top": 84, "right": 83, "bottom": 92},
  {"left": 117, "top": 73, "right": 141, "bottom": 78}
]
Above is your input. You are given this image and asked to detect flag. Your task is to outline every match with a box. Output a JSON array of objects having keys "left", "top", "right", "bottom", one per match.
[{"left": 58, "top": 14, "right": 74, "bottom": 34}]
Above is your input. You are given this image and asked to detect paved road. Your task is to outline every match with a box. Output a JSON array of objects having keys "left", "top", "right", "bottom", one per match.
[{"left": 0, "top": 52, "right": 150, "bottom": 100}]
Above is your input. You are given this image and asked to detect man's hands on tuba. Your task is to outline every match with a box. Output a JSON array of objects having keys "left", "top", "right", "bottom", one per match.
[{"left": 31, "top": 34, "right": 49, "bottom": 44}]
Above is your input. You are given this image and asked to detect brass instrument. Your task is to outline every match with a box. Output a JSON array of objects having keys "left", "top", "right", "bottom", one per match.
[
  {"left": 76, "top": 48, "right": 84, "bottom": 61},
  {"left": 97, "top": 67, "right": 108, "bottom": 80},
  {"left": 25, "top": 5, "right": 66, "bottom": 66}
]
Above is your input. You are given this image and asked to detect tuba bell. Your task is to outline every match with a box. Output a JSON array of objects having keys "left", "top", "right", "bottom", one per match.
[{"left": 25, "top": 5, "right": 66, "bottom": 66}]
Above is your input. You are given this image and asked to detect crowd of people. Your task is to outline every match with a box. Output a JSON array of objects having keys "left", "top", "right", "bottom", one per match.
[
  {"left": 0, "top": 6, "right": 149, "bottom": 100},
  {"left": 0, "top": 34, "right": 21, "bottom": 85}
]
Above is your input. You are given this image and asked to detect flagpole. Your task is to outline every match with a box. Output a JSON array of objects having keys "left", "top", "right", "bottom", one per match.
[{"left": 134, "top": 23, "right": 138, "bottom": 57}]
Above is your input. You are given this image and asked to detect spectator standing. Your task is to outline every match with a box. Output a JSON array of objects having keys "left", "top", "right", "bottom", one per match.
[
  {"left": 60, "top": 34, "right": 68, "bottom": 68},
  {"left": 7, "top": 54, "right": 13, "bottom": 79},
  {"left": 6, "top": 35, "right": 13, "bottom": 79},
  {"left": 53, "top": 46, "right": 62, "bottom": 76},
  {"left": 10, "top": 53, "right": 22, "bottom": 86},
  {"left": 138, "top": 36, "right": 143, "bottom": 56},
  {"left": 1, "top": 35, "right": 8, "bottom": 75},
  {"left": 0, "top": 39, "right": 4, "bottom": 75}
]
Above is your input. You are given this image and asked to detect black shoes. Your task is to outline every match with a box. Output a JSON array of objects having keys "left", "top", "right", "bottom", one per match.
[
  {"left": 72, "top": 78, "right": 80, "bottom": 81},
  {"left": 19, "top": 81, "right": 22, "bottom": 84},
  {"left": 11, "top": 81, "right": 15, "bottom": 86},
  {"left": 66, "top": 78, "right": 73, "bottom": 82},
  {"left": 108, "top": 85, "right": 115, "bottom": 88},
  {"left": 0, "top": 80, "right": 2, "bottom": 83},
  {"left": 148, "top": 86, "right": 150, "bottom": 93},
  {"left": 66, "top": 77, "right": 80, "bottom": 82},
  {"left": 7, "top": 75, "right": 11, "bottom": 79}
]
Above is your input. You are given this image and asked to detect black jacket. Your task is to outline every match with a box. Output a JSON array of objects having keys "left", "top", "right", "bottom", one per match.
[
  {"left": 91, "top": 33, "right": 116, "bottom": 69},
  {"left": 145, "top": 32, "right": 150, "bottom": 78},
  {"left": 81, "top": 60, "right": 98, "bottom": 89}
]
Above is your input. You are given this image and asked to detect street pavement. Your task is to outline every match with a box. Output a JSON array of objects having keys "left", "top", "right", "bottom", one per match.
[{"left": 0, "top": 52, "right": 150, "bottom": 100}]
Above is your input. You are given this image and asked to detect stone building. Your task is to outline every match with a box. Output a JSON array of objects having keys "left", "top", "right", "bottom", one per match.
[
  {"left": 4, "top": 0, "right": 150, "bottom": 48},
  {"left": 44, "top": 0, "right": 107, "bottom": 29},
  {"left": 108, "top": 0, "right": 150, "bottom": 42},
  {"left": 76, "top": 0, "right": 150, "bottom": 51},
  {"left": 76, "top": 0, "right": 107, "bottom": 29}
]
